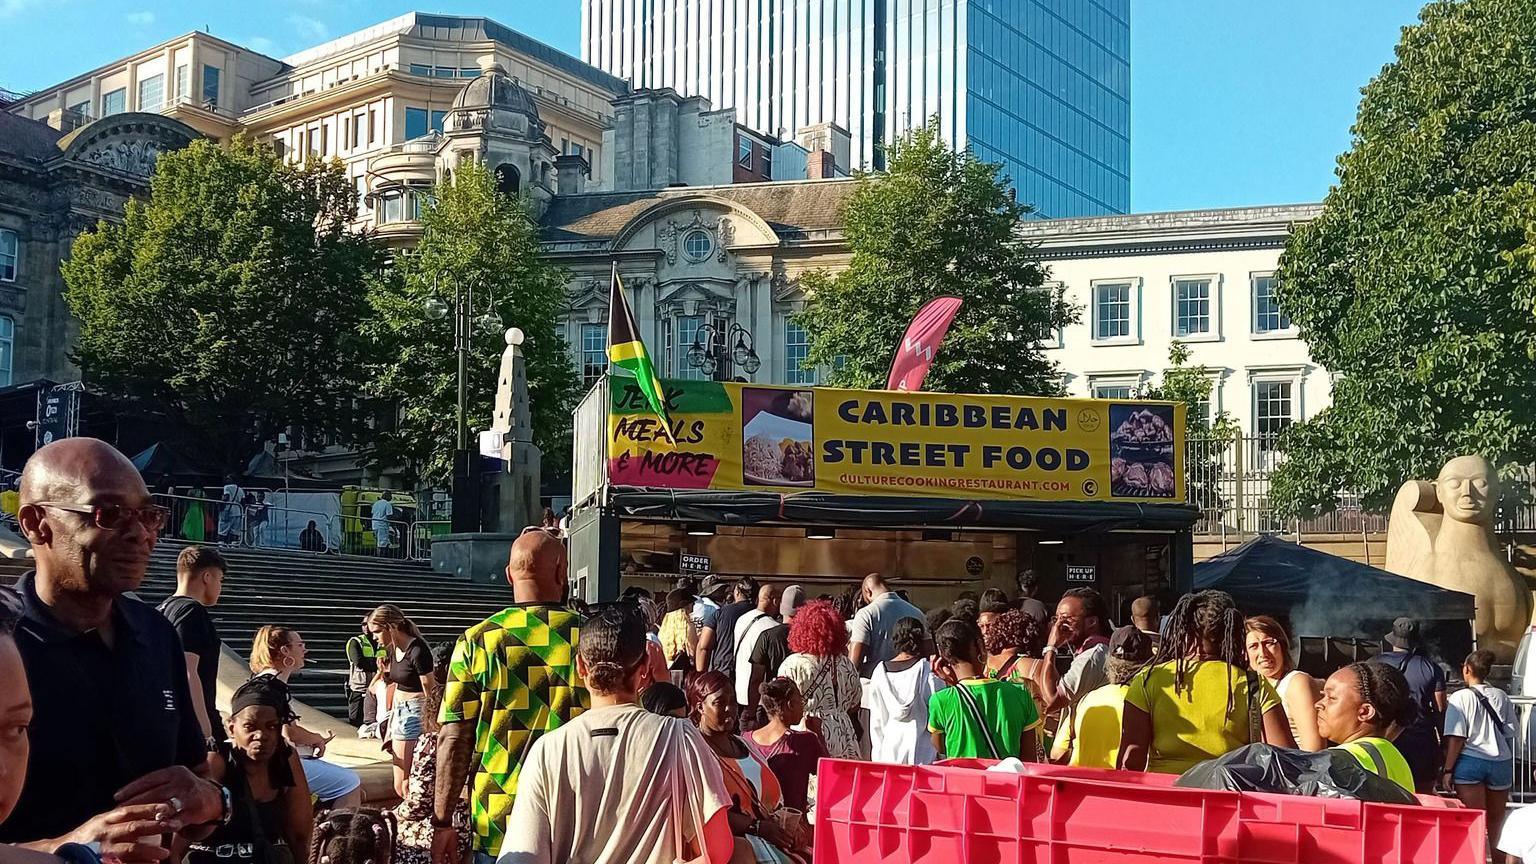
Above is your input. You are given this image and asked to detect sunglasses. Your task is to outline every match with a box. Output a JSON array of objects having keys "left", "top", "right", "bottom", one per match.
[{"left": 36, "top": 502, "right": 169, "bottom": 533}]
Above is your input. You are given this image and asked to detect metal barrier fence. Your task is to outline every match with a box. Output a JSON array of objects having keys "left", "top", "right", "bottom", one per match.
[
  {"left": 1513, "top": 696, "right": 1536, "bottom": 806},
  {"left": 153, "top": 492, "right": 438, "bottom": 562},
  {"left": 1185, "top": 435, "right": 1536, "bottom": 539}
]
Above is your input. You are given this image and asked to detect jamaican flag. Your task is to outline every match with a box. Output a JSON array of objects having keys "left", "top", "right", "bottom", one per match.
[{"left": 607, "top": 265, "right": 675, "bottom": 442}]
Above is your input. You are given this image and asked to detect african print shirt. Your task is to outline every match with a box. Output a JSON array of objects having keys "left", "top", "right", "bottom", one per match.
[{"left": 440, "top": 603, "right": 588, "bottom": 855}]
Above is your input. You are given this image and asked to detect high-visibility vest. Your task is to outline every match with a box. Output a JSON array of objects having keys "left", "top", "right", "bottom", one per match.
[{"left": 1336, "top": 736, "right": 1416, "bottom": 793}]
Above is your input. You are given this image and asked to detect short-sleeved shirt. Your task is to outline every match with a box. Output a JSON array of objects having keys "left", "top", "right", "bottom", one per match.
[
  {"left": 1060, "top": 642, "right": 1110, "bottom": 707},
  {"left": 1371, "top": 650, "right": 1445, "bottom": 734},
  {"left": 746, "top": 728, "right": 828, "bottom": 812},
  {"left": 1445, "top": 684, "right": 1516, "bottom": 762},
  {"left": 927, "top": 678, "right": 1041, "bottom": 759},
  {"left": 498, "top": 704, "right": 731, "bottom": 864},
  {"left": 706, "top": 600, "right": 753, "bottom": 676},
  {"left": 851, "top": 592, "right": 924, "bottom": 677},
  {"left": 157, "top": 594, "right": 224, "bottom": 743},
  {"left": 440, "top": 603, "right": 588, "bottom": 856},
  {"left": 1124, "top": 660, "right": 1279, "bottom": 775},
  {"left": 690, "top": 597, "right": 719, "bottom": 632},
  {"left": 1064, "top": 683, "right": 1129, "bottom": 769},
  {"left": 1, "top": 574, "right": 205, "bottom": 843},
  {"left": 385, "top": 637, "right": 434, "bottom": 694},
  {"left": 750, "top": 624, "right": 792, "bottom": 682}
]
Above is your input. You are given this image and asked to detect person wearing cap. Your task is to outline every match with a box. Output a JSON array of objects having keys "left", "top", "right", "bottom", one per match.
[
  {"left": 689, "top": 575, "right": 733, "bottom": 674},
  {"left": 1051, "top": 626, "right": 1153, "bottom": 768},
  {"left": 745, "top": 586, "right": 806, "bottom": 722},
  {"left": 1370, "top": 617, "right": 1446, "bottom": 793}
]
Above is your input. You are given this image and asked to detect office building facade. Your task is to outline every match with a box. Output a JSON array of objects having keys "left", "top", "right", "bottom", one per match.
[{"left": 582, "top": 0, "right": 1129, "bottom": 217}]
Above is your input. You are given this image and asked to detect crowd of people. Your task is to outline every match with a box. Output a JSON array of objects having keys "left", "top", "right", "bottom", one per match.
[{"left": 0, "top": 437, "right": 1532, "bottom": 864}]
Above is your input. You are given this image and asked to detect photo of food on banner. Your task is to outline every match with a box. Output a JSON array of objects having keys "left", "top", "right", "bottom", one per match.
[
  {"left": 741, "top": 387, "right": 816, "bottom": 487},
  {"left": 1108, "top": 404, "right": 1177, "bottom": 498}
]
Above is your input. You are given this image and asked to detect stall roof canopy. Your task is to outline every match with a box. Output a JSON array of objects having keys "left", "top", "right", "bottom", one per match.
[
  {"left": 1194, "top": 535, "right": 1475, "bottom": 622},
  {"left": 607, "top": 486, "right": 1200, "bottom": 532}
]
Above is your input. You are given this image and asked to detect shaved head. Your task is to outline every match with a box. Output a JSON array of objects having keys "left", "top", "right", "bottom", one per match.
[
  {"left": 757, "top": 582, "right": 782, "bottom": 613},
  {"left": 861, "top": 572, "right": 889, "bottom": 603},
  {"left": 17, "top": 438, "right": 156, "bottom": 615},
  {"left": 507, "top": 529, "right": 567, "bottom": 603}
]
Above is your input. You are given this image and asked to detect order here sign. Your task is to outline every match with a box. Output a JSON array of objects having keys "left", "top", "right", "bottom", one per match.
[{"left": 605, "top": 377, "right": 1186, "bottom": 504}]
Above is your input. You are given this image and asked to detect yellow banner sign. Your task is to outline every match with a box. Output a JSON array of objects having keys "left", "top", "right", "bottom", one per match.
[{"left": 607, "top": 378, "right": 1186, "bottom": 503}]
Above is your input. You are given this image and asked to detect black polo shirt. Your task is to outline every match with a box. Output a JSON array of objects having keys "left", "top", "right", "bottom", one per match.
[{"left": 0, "top": 574, "right": 205, "bottom": 843}]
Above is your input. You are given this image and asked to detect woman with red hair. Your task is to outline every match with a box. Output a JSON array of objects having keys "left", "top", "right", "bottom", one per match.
[{"left": 777, "top": 600, "right": 863, "bottom": 759}]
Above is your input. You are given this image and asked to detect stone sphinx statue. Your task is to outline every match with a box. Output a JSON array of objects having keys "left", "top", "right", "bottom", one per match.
[{"left": 1384, "top": 455, "right": 1530, "bottom": 661}]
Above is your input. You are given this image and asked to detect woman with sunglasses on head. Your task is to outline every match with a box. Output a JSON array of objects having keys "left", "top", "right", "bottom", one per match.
[
  {"left": 249, "top": 627, "right": 364, "bottom": 810},
  {"left": 1245, "top": 616, "right": 1324, "bottom": 750},
  {"left": 367, "top": 605, "right": 434, "bottom": 799}
]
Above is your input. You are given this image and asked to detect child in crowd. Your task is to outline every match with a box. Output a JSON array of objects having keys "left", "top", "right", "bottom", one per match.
[
  {"left": 1052, "top": 626, "right": 1152, "bottom": 768},
  {"left": 868, "top": 617, "right": 943, "bottom": 765},
  {"left": 309, "top": 809, "right": 396, "bottom": 864},
  {"left": 182, "top": 676, "right": 313, "bottom": 864},
  {"left": 642, "top": 681, "right": 691, "bottom": 718},
  {"left": 747, "top": 678, "right": 829, "bottom": 813},
  {"left": 927, "top": 619, "right": 1040, "bottom": 760}
]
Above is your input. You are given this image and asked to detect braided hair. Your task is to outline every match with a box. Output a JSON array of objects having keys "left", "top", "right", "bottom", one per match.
[
  {"left": 1142, "top": 590, "right": 1248, "bottom": 718},
  {"left": 1350, "top": 662, "right": 1412, "bottom": 733},
  {"left": 309, "top": 808, "right": 396, "bottom": 864}
]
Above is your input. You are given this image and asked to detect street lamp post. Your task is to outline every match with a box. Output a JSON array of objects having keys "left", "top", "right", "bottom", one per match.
[
  {"left": 424, "top": 277, "right": 500, "bottom": 533},
  {"left": 687, "top": 321, "right": 761, "bottom": 381}
]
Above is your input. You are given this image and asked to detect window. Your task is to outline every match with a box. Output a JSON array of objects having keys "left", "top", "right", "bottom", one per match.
[
  {"left": 683, "top": 230, "right": 713, "bottom": 262},
  {"left": 1252, "top": 274, "right": 1291, "bottom": 334},
  {"left": 1173, "top": 278, "right": 1211, "bottom": 337},
  {"left": 672, "top": 316, "right": 708, "bottom": 380},
  {"left": 785, "top": 321, "right": 813, "bottom": 384},
  {"left": 102, "top": 88, "right": 126, "bottom": 116},
  {"left": 460, "top": 68, "right": 479, "bottom": 78},
  {"left": 762, "top": 147, "right": 773, "bottom": 178},
  {"left": 405, "top": 107, "right": 428, "bottom": 139},
  {"left": 580, "top": 323, "right": 607, "bottom": 386},
  {"left": 408, "top": 64, "right": 431, "bottom": 76},
  {"left": 0, "top": 230, "right": 16, "bottom": 282},
  {"left": 430, "top": 110, "right": 446, "bottom": 133},
  {"left": 737, "top": 137, "right": 753, "bottom": 168},
  {"left": 175, "top": 64, "right": 188, "bottom": 101},
  {"left": 1254, "top": 379, "right": 1294, "bottom": 442},
  {"left": 434, "top": 66, "right": 456, "bottom": 78},
  {"left": 571, "top": 142, "right": 585, "bottom": 158},
  {"left": 137, "top": 73, "right": 164, "bottom": 111},
  {"left": 1092, "top": 281, "right": 1133, "bottom": 341},
  {"left": 0, "top": 316, "right": 13, "bottom": 387},
  {"left": 1093, "top": 385, "right": 1133, "bottom": 400},
  {"left": 66, "top": 100, "right": 90, "bottom": 121},
  {"left": 201, "top": 65, "right": 220, "bottom": 106}
]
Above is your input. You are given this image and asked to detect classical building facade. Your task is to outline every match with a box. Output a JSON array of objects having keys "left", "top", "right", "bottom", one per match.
[
  {"left": 1019, "top": 203, "right": 1328, "bottom": 440},
  {"left": 582, "top": 0, "right": 1130, "bottom": 217}
]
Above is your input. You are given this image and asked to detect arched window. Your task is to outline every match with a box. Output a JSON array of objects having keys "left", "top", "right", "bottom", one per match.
[{"left": 495, "top": 163, "right": 521, "bottom": 196}]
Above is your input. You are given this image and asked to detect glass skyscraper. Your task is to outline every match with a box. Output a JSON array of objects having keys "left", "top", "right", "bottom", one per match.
[{"left": 582, "top": 0, "right": 1129, "bottom": 217}]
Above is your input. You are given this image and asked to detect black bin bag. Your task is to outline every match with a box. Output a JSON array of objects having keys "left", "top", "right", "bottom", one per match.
[{"left": 1174, "top": 743, "right": 1417, "bottom": 805}]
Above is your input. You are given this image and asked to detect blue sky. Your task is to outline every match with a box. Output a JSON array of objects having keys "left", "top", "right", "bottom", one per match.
[{"left": 0, "top": 0, "right": 1426, "bottom": 212}]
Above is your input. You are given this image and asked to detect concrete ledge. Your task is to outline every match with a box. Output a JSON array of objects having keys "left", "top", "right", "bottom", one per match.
[{"left": 431, "top": 533, "right": 519, "bottom": 583}]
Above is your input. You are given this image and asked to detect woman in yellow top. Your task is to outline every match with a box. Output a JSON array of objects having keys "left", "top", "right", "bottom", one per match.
[
  {"left": 659, "top": 587, "right": 699, "bottom": 667},
  {"left": 1053, "top": 625, "right": 1154, "bottom": 768},
  {"left": 1118, "top": 590, "right": 1295, "bottom": 775},
  {"left": 1314, "top": 661, "right": 1416, "bottom": 793}
]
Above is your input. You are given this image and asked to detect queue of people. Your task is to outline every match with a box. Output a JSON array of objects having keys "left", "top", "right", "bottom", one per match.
[{"left": 0, "top": 437, "right": 1526, "bottom": 864}]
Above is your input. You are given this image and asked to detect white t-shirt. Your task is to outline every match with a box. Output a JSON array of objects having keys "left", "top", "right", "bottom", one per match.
[
  {"left": 1501, "top": 799, "right": 1536, "bottom": 863},
  {"left": 1445, "top": 683, "right": 1517, "bottom": 761},
  {"left": 498, "top": 703, "right": 731, "bottom": 864},
  {"left": 733, "top": 611, "right": 778, "bottom": 705},
  {"left": 371, "top": 497, "right": 395, "bottom": 526},
  {"left": 221, "top": 483, "right": 244, "bottom": 512}
]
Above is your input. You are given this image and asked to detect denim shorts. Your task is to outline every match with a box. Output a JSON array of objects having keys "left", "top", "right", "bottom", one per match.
[
  {"left": 1453, "top": 753, "right": 1514, "bottom": 791},
  {"left": 391, "top": 695, "right": 425, "bottom": 741}
]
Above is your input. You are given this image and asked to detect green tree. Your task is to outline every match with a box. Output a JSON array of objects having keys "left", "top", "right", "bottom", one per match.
[
  {"left": 364, "top": 161, "right": 576, "bottom": 486},
  {"left": 62, "top": 136, "right": 378, "bottom": 472},
  {"left": 1270, "top": 0, "right": 1536, "bottom": 517},
  {"left": 795, "top": 121, "right": 1074, "bottom": 394}
]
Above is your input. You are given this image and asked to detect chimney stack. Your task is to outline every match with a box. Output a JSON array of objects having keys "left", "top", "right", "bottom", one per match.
[
  {"left": 807, "top": 149, "right": 835, "bottom": 180},
  {"left": 555, "top": 153, "right": 590, "bottom": 195}
]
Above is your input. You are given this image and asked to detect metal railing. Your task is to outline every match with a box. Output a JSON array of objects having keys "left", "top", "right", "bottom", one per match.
[
  {"left": 152, "top": 491, "right": 442, "bottom": 562},
  {"left": 1510, "top": 696, "right": 1536, "bottom": 806}
]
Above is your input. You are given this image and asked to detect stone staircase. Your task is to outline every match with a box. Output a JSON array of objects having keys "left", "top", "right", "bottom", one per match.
[{"left": 129, "top": 543, "right": 516, "bottom": 719}]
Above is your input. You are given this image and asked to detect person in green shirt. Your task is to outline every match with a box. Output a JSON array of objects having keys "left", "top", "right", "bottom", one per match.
[
  {"left": 928, "top": 619, "right": 1040, "bottom": 760},
  {"left": 1315, "top": 661, "right": 1416, "bottom": 794}
]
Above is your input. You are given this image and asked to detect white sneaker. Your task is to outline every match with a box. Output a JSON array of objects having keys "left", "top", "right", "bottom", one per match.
[{"left": 358, "top": 722, "right": 380, "bottom": 739}]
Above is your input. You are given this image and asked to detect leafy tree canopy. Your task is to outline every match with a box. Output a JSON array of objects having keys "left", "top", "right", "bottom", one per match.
[
  {"left": 364, "top": 161, "right": 577, "bottom": 486},
  {"left": 794, "top": 121, "right": 1075, "bottom": 394},
  {"left": 1271, "top": 0, "right": 1536, "bottom": 517},
  {"left": 62, "top": 136, "right": 378, "bottom": 472}
]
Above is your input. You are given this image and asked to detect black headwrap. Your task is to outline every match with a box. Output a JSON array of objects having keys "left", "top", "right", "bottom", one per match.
[{"left": 232, "top": 675, "right": 299, "bottom": 724}]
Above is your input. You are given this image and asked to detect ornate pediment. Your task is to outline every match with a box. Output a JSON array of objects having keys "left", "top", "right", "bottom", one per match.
[
  {"left": 657, "top": 280, "right": 735, "bottom": 317},
  {"left": 57, "top": 113, "right": 200, "bottom": 182},
  {"left": 657, "top": 209, "right": 734, "bottom": 265}
]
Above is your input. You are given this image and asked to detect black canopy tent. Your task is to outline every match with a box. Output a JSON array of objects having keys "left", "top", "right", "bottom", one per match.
[{"left": 1194, "top": 535, "right": 1475, "bottom": 673}]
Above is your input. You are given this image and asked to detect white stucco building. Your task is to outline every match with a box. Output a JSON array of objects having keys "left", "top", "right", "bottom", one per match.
[{"left": 1020, "top": 203, "right": 1327, "bottom": 441}]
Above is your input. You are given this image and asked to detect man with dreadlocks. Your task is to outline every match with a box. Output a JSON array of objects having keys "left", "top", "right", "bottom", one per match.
[
  {"left": 1118, "top": 590, "right": 1294, "bottom": 774},
  {"left": 180, "top": 676, "right": 314, "bottom": 864}
]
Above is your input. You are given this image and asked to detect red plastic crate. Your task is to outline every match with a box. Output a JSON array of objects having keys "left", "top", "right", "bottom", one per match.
[{"left": 813, "top": 758, "right": 1485, "bottom": 864}]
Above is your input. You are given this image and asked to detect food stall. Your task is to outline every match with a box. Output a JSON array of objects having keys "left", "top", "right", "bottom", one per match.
[{"left": 568, "top": 376, "right": 1201, "bottom": 613}]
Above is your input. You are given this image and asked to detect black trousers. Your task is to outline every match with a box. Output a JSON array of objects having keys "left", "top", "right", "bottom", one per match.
[{"left": 346, "top": 688, "right": 378, "bottom": 727}]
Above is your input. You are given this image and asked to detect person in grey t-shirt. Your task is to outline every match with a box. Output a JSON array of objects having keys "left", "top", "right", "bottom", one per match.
[{"left": 849, "top": 573, "right": 924, "bottom": 677}]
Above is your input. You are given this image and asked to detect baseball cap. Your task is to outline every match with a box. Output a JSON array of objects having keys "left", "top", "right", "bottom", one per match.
[
  {"left": 1384, "top": 617, "right": 1419, "bottom": 650},
  {"left": 1108, "top": 625, "right": 1153, "bottom": 662},
  {"left": 780, "top": 585, "right": 807, "bottom": 620}
]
